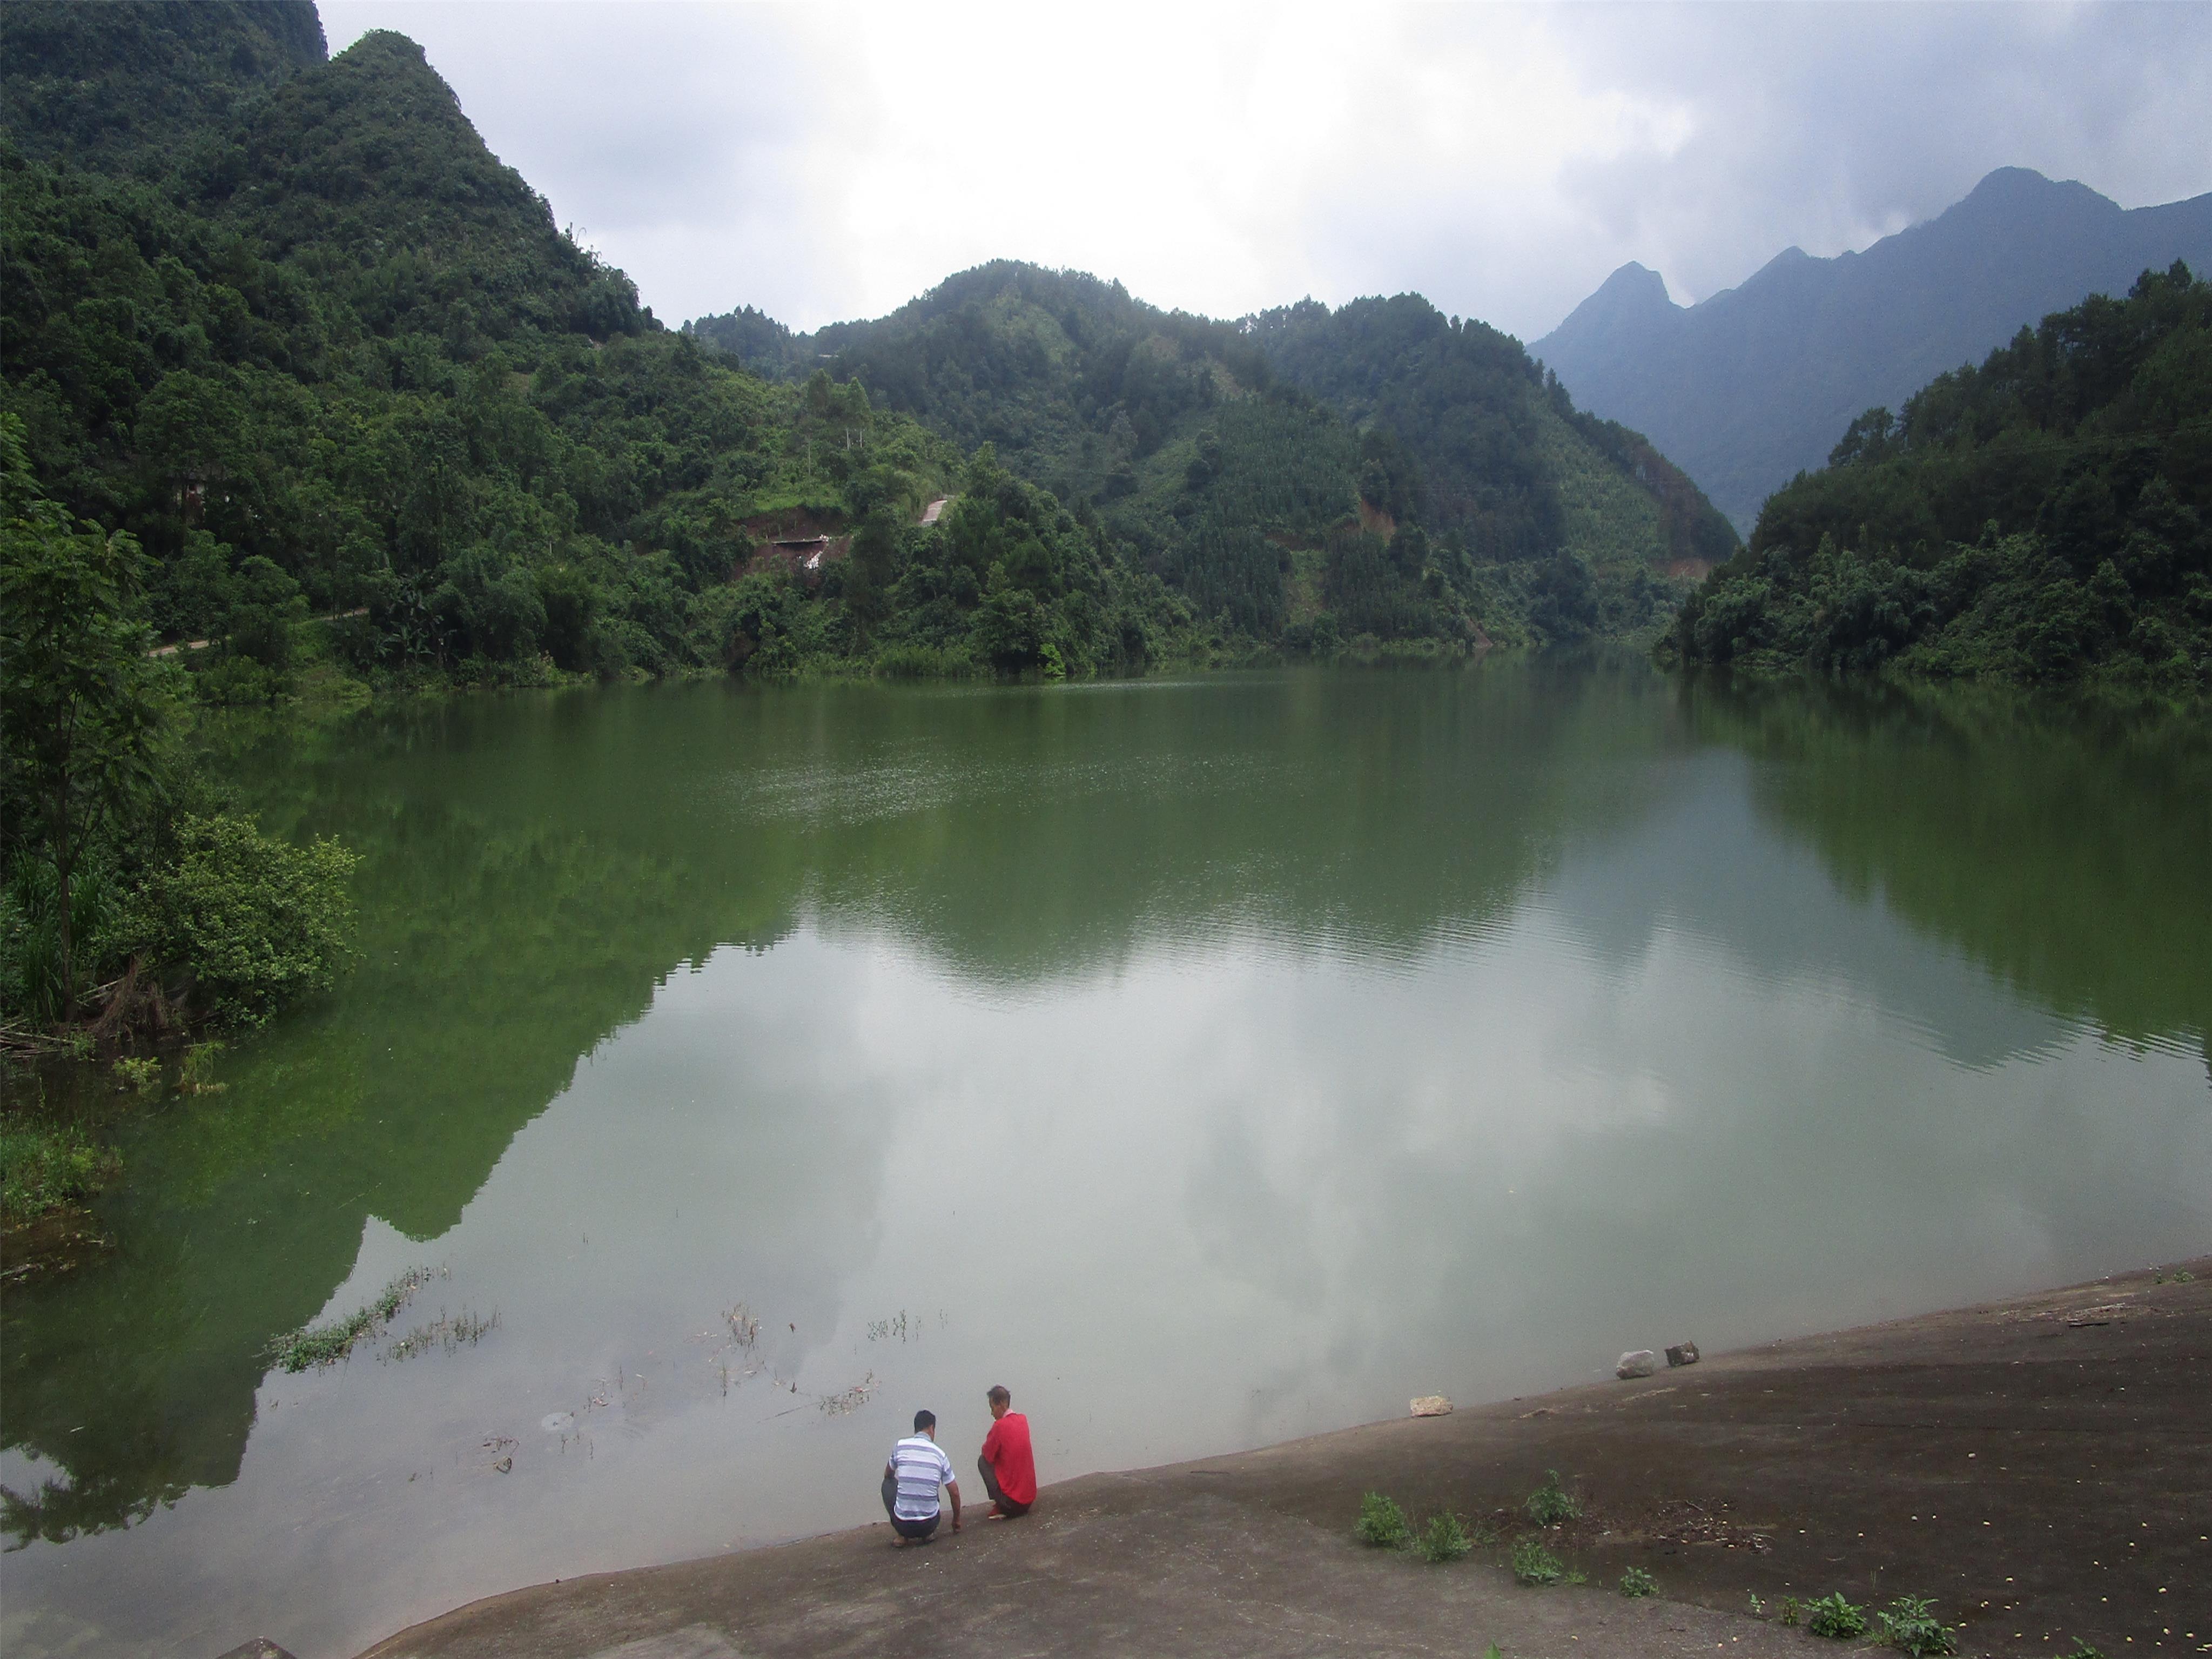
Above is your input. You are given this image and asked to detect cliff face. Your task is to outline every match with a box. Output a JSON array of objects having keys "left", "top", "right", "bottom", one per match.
[{"left": 1535, "top": 168, "right": 2212, "bottom": 532}]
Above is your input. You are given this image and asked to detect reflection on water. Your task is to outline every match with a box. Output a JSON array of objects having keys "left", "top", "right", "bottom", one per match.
[{"left": 2, "top": 661, "right": 2206, "bottom": 1658}]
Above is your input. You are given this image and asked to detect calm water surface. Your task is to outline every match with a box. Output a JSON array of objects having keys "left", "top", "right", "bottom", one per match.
[{"left": 3, "top": 660, "right": 2207, "bottom": 1657}]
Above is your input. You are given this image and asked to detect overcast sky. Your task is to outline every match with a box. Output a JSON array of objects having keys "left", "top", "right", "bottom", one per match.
[{"left": 317, "top": 1, "right": 2212, "bottom": 343}]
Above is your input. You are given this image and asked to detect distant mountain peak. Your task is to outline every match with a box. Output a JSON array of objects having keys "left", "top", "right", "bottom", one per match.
[
  {"left": 1534, "top": 166, "right": 2212, "bottom": 532},
  {"left": 1947, "top": 166, "right": 2115, "bottom": 223},
  {"left": 1540, "top": 260, "right": 1680, "bottom": 364}
]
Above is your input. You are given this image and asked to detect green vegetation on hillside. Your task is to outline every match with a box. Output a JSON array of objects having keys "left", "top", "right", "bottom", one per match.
[
  {"left": 1, "top": 26, "right": 1204, "bottom": 697},
  {"left": 0, "top": 18, "right": 1198, "bottom": 1061},
  {"left": 1668, "top": 264, "right": 2211, "bottom": 694},
  {"left": 0, "top": 3, "right": 1743, "bottom": 1043},
  {"left": 691, "top": 264, "right": 1740, "bottom": 653},
  {"left": 0, "top": 0, "right": 325, "bottom": 172}
]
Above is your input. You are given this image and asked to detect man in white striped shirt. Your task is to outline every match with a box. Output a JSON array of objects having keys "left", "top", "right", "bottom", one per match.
[{"left": 880, "top": 1409, "right": 962, "bottom": 1543}]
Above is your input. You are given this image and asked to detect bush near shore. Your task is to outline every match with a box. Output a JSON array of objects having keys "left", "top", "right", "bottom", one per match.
[{"left": 3, "top": 418, "right": 360, "bottom": 1235}]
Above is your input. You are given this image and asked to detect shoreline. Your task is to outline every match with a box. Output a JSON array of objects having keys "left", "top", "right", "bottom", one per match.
[{"left": 352, "top": 1258, "right": 2211, "bottom": 1658}]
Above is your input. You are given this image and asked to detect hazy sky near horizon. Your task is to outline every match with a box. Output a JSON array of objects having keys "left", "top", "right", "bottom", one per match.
[{"left": 317, "top": 1, "right": 2212, "bottom": 342}]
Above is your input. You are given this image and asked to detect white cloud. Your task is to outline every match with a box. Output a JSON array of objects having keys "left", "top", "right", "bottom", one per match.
[{"left": 318, "top": 1, "right": 2212, "bottom": 340}]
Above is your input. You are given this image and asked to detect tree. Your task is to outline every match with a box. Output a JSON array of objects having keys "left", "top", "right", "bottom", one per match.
[
  {"left": 842, "top": 508, "right": 900, "bottom": 647},
  {"left": 0, "top": 415, "right": 169, "bottom": 1012}
]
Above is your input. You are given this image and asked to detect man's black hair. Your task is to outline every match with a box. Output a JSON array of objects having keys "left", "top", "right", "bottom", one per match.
[
  {"left": 914, "top": 1409, "right": 936, "bottom": 1432},
  {"left": 986, "top": 1385, "right": 1011, "bottom": 1407}
]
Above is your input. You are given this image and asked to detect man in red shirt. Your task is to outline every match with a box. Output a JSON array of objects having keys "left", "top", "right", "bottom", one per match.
[{"left": 976, "top": 1385, "right": 1037, "bottom": 1519}]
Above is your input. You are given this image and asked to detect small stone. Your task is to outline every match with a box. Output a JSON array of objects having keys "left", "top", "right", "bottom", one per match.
[
  {"left": 1616, "top": 1349, "right": 1658, "bottom": 1379},
  {"left": 1665, "top": 1341, "right": 1701, "bottom": 1367},
  {"left": 1410, "top": 1395, "right": 1454, "bottom": 1417}
]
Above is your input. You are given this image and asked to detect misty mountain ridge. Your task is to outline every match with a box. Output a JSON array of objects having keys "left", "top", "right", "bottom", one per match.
[{"left": 1536, "top": 166, "right": 2212, "bottom": 532}]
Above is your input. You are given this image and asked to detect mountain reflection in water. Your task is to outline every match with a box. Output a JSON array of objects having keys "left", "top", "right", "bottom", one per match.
[{"left": 2, "top": 660, "right": 2205, "bottom": 1659}]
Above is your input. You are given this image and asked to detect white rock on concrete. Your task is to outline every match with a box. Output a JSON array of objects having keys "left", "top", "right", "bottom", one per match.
[
  {"left": 1409, "top": 1395, "right": 1453, "bottom": 1417},
  {"left": 1615, "top": 1349, "right": 1658, "bottom": 1379}
]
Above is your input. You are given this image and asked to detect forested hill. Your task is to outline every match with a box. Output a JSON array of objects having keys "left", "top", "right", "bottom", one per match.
[
  {"left": 4, "top": 0, "right": 1727, "bottom": 690},
  {"left": 0, "top": 0, "right": 327, "bottom": 171},
  {"left": 1, "top": 15, "right": 1195, "bottom": 693},
  {"left": 1667, "top": 264, "right": 2211, "bottom": 693},
  {"left": 688, "top": 263, "right": 1739, "bottom": 649},
  {"left": 1536, "top": 167, "right": 2212, "bottom": 533}
]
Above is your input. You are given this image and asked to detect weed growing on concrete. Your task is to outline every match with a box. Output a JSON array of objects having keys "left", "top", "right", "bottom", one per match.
[
  {"left": 2060, "top": 1645, "right": 2104, "bottom": 1659},
  {"left": 1875, "top": 1596, "right": 1957, "bottom": 1656},
  {"left": 1414, "top": 1512, "right": 1472, "bottom": 1564},
  {"left": 1778, "top": 1595, "right": 1801, "bottom": 1626},
  {"left": 1805, "top": 1593, "right": 1869, "bottom": 1638},
  {"left": 1749, "top": 1593, "right": 1766, "bottom": 1615},
  {"left": 1525, "top": 1468, "right": 1580, "bottom": 1526},
  {"left": 1510, "top": 1537, "right": 1564, "bottom": 1586},
  {"left": 1354, "top": 1491, "right": 1411, "bottom": 1549},
  {"left": 1619, "top": 1566, "right": 1657, "bottom": 1597},
  {"left": 1562, "top": 1568, "right": 1588, "bottom": 1586}
]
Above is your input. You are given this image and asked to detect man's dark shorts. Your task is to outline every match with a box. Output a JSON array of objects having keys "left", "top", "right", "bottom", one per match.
[
  {"left": 977, "top": 1454, "right": 1031, "bottom": 1517},
  {"left": 882, "top": 1470, "right": 940, "bottom": 1539}
]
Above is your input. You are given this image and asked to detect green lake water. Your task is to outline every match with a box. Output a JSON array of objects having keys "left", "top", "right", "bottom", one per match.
[{"left": 3, "top": 659, "right": 2207, "bottom": 1657}]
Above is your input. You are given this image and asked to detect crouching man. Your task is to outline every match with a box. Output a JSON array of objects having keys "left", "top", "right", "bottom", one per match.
[
  {"left": 977, "top": 1385, "right": 1037, "bottom": 1519},
  {"left": 881, "top": 1409, "right": 960, "bottom": 1544}
]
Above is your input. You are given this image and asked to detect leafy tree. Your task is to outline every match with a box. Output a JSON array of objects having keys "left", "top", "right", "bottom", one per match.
[
  {"left": 132, "top": 813, "right": 358, "bottom": 1026},
  {"left": 0, "top": 415, "right": 168, "bottom": 1007}
]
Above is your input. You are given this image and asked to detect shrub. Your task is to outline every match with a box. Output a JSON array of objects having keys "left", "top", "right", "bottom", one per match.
[
  {"left": 1619, "top": 1565, "right": 1658, "bottom": 1597},
  {"left": 1876, "top": 1596, "right": 1958, "bottom": 1657},
  {"left": 0, "top": 1119, "right": 119, "bottom": 1224},
  {"left": 1525, "top": 1468, "right": 1580, "bottom": 1526},
  {"left": 1414, "top": 1512, "right": 1471, "bottom": 1564},
  {"left": 1806, "top": 1593, "right": 1869, "bottom": 1638},
  {"left": 2, "top": 850, "right": 124, "bottom": 1026},
  {"left": 1353, "top": 1491, "right": 1411, "bottom": 1549},
  {"left": 139, "top": 814, "right": 359, "bottom": 1025},
  {"left": 1510, "top": 1537, "right": 1564, "bottom": 1586},
  {"left": 1778, "top": 1595, "right": 1801, "bottom": 1626},
  {"left": 873, "top": 641, "right": 979, "bottom": 679}
]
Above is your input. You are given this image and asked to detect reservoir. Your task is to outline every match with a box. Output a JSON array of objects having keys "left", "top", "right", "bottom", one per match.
[{"left": 3, "top": 659, "right": 2207, "bottom": 1658}]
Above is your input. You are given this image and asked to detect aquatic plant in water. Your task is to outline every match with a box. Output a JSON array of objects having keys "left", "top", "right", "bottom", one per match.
[
  {"left": 383, "top": 1309, "right": 500, "bottom": 1364},
  {"left": 266, "top": 1265, "right": 448, "bottom": 1372},
  {"left": 1, "top": 1117, "right": 120, "bottom": 1224}
]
